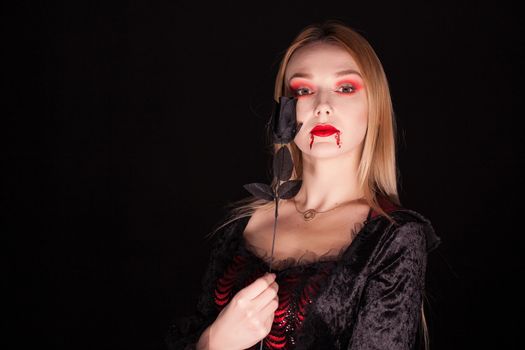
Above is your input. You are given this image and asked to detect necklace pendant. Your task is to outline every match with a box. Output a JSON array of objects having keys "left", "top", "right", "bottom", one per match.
[{"left": 303, "top": 209, "right": 316, "bottom": 221}]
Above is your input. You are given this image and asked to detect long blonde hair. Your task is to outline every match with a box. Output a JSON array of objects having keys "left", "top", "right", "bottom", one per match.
[{"left": 208, "top": 19, "right": 401, "bottom": 236}]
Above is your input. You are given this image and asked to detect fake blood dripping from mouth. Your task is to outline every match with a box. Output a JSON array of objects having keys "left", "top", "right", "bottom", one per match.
[
  {"left": 335, "top": 132, "right": 341, "bottom": 147},
  {"left": 309, "top": 131, "right": 342, "bottom": 149},
  {"left": 308, "top": 124, "right": 342, "bottom": 149}
]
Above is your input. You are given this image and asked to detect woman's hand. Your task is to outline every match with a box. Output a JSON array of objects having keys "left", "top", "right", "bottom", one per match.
[{"left": 200, "top": 272, "right": 279, "bottom": 350}]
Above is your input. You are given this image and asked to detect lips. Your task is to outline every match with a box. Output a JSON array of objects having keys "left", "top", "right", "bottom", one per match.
[{"left": 310, "top": 124, "right": 339, "bottom": 137}]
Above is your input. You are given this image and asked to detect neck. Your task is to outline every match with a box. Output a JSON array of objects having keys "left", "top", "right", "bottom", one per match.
[{"left": 293, "top": 150, "right": 364, "bottom": 211}]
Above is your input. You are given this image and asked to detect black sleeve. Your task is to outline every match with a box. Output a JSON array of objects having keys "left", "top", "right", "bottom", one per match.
[
  {"left": 165, "top": 219, "right": 241, "bottom": 350},
  {"left": 348, "top": 221, "right": 430, "bottom": 350}
]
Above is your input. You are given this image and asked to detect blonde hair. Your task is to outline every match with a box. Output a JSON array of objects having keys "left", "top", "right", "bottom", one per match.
[{"left": 208, "top": 19, "right": 401, "bottom": 236}]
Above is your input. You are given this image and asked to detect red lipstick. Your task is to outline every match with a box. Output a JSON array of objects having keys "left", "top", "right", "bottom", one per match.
[{"left": 310, "top": 124, "right": 339, "bottom": 137}]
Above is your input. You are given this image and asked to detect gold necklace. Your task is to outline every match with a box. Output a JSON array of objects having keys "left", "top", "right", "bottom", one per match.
[{"left": 292, "top": 196, "right": 365, "bottom": 221}]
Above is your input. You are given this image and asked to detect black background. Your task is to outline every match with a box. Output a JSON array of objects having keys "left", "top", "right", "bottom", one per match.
[{"left": 4, "top": 1, "right": 523, "bottom": 349}]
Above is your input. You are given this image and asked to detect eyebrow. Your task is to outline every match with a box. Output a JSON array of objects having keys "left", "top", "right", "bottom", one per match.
[{"left": 288, "top": 69, "right": 362, "bottom": 82}]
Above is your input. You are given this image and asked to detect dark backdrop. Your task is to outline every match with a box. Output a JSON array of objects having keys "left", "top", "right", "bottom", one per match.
[{"left": 4, "top": 1, "right": 523, "bottom": 349}]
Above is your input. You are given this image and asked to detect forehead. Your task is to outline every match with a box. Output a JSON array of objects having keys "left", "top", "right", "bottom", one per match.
[{"left": 285, "top": 42, "right": 361, "bottom": 80}]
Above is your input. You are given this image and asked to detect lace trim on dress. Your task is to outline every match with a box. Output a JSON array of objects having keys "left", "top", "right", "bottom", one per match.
[{"left": 239, "top": 220, "right": 367, "bottom": 272}]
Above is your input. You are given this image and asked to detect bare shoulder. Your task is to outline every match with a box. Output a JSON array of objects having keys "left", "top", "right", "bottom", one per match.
[
  {"left": 241, "top": 204, "right": 279, "bottom": 255},
  {"left": 243, "top": 205, "right": 274, "bottom": 234}
]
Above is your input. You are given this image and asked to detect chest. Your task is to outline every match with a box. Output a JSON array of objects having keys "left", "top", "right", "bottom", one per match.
[{"left": 242, "top": 202, "right": 370, "bottom": 262}]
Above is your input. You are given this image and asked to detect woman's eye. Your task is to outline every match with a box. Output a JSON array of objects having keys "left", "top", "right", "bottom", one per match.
[
  {"left": 294, "top": 87, "right": 311, "bottom": 96},
  {"left": 337, "top": 84, "right": 356, "bottom": 94}
]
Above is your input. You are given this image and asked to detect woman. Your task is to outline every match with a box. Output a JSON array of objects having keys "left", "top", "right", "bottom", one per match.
[{"left": 166, "top": 20, "right": 441, "bottom": 350}]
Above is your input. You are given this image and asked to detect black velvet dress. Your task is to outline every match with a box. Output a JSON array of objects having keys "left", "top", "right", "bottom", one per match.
[{"left": 166, "top": 197, "right": 441, "bottom": 350}]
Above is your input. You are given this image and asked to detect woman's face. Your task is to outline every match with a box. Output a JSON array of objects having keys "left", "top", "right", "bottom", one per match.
[{"left": 284, "top": 42, "right": 368, "bottom": 159}]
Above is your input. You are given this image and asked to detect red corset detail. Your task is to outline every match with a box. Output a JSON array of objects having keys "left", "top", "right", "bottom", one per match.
[{"left": 213, "top": 254, "right": 336, "bottom": 349}]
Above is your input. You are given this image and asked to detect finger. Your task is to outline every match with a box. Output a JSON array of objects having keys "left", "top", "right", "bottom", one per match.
[
  {"left": 253, "top": 281, "right": 279, "bottom": 312},
  {"left": 260, "top": 296, "right": 279, "bottom": 329},
  {"left": 238, "top": 273, "right": 276, "bottom": 300}
]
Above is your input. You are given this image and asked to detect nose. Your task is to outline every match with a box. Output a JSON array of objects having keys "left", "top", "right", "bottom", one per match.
[{"left": 315, "top": 103, "right": 332, "bottom": 119}]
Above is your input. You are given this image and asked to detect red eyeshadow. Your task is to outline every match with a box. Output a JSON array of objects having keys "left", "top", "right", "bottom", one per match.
[
  {"left": 289, "top": 79, "right": 314, "bottom": 90},
  {"left": 335, "top": 79, "right": 363, "bottom": 91}
]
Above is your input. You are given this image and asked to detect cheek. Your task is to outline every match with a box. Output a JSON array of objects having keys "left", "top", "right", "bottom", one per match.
[
  {"left": 294, "top": 99, "right": 313, "bottom": 124},
  {"left": 343, "top": 97, "right": 368, "bottom": 120},
  {"left": 341, "top": 101, "right": 368, "bottom": 134}
]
